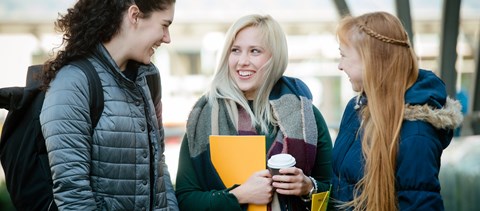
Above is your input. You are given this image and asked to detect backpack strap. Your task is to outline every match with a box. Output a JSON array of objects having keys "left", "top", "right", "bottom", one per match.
[
  {"left": 146, "top": 72, "right": 161, "bottom": 105},
  {"left": 70, "top": 59, "right": 104, "bottom": 129}
]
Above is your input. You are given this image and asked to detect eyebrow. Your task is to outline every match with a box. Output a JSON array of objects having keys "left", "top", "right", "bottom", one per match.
[{"left": 231, "top": 44, "right": 264, "bottom": 48}]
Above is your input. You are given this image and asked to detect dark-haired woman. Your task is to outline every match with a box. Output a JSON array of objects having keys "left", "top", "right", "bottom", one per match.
[{"left": 39, "top": 0, "right": 178, "bottom": 210}]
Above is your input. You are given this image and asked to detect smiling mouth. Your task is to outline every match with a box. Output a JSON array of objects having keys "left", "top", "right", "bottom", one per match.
[
  {"left": 238, "top": 70, "right": 254, "bottom": 77},
  {"left": 152, "top": 44, "right": 161, "bottom": 52}
]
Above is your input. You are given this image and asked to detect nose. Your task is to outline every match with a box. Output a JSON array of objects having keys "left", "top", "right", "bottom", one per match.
[
  {"left": 338, "top": 63, "right": 343, "bottom": 71},
  {"left": 238, "top": 53, "right": 249, "bottom": 66},
  {"left": 162, "top": 28, "right": 171, "bottom": 44}
]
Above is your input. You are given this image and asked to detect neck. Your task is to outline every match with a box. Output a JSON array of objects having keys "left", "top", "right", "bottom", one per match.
[{"left": 103, "top": 40, "right": 128, "bottom": 71}]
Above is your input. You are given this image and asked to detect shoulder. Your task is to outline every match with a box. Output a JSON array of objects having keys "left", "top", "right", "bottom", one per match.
[
  {"left": 42, "top": 64, "right": 92, "bottom": 114},
  {"left": 191, "top": 95, "right": 210, "bottom": 111},
  {"left": 312, "top": 105, "right": 327, "bottom": 126},
  {"left": 186, "top": 95, "right": 211, "bottom": 125},
  {"left": 400, "top": 120, "right": 445, "bottom": 149},
  {"left": 340, "top": 97, "right": 360, "bottom": 122},
  {"left": 312, "top": 104, "right": 333, "bottom": 143},
  {"left": 397, "top": 122, "right": 446, "bottom": 173},
  {"left": 272, "top": 76, "right": 312, "bottom": 100},
  {"left": 50, "top": 64, "right": 90, "bottom": 89}
]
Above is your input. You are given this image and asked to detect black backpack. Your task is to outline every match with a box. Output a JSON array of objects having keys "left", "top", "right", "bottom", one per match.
[
  {"left": 0, "top": 57, "right": 161, "bottom": 211},
  {"left": 0, "top": 59, "right": 161, "bottom": 211},
  {"left": 0, "top": 59, "right": 103, "bottom": 211}
]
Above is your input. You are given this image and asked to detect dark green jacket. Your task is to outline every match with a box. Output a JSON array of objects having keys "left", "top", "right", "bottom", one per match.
[{"left": 175, "top": 105, "right": 332, "bottom": 211}]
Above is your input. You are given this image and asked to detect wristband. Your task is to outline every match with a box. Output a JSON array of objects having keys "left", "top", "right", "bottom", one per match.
[{"left": 301, "top": 176, "right": 318, "bottom": 202}]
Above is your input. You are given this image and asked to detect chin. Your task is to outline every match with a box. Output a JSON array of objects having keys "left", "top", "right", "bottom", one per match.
[
  {"left": 140, "top": 58, "right": 152, "bottom": 65},
  {"left": 351, "top": 84, "right": 362, "bottom": 92}
]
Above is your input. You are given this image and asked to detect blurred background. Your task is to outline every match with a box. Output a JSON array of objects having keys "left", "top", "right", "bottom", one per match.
[{"left": 0, "top": 0, "right": 479, "bottom": 210}]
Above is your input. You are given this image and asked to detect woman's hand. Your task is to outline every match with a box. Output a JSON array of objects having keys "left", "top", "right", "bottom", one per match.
[
  {"left": 271, "top": 167, "right": 313, "bottom": 196},
  {"left": 229, "top": 169, "right": 273, "bottom": 205}
]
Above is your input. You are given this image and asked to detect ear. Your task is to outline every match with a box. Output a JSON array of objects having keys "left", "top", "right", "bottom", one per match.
[{"left": 127, "top": 5, "right": 141, "bottom": 24}]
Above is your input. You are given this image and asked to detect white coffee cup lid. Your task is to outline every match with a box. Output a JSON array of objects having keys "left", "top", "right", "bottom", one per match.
[{"left": 267, "top": 153, "right": 296, "bottom": 169}]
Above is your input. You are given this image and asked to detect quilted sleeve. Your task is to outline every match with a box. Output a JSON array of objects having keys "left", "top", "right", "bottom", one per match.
[{"left": 40, "top": 65, "right": 98, "bottom": 210}]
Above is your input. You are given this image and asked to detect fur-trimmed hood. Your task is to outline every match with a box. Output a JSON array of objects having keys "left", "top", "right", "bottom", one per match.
[
  {"left": 404, "top": 69, "right": 463, "bottom": 130},
  {"left": 404, "top": 97, "right": 463, "bottom": 130}
]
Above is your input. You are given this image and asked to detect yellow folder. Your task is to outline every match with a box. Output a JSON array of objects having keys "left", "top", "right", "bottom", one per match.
[
  {"left": 311, "top": 190, "right": 330, "bottom": 211},
  {"left": 209, "top": 135, "right": 267, "bottom": 211}
]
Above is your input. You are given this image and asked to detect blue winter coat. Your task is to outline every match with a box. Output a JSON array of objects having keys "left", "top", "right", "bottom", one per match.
[{"left": 331, "top": 69, "right": 463, "bottom": 210}]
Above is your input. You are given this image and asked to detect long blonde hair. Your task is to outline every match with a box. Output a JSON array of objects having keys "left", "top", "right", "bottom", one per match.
[
  {"left": 207, "top": 14, "right": 288, "bottom": 133},
  {"left": 336, "top": 11, "right": 419, "bottom": 211}
]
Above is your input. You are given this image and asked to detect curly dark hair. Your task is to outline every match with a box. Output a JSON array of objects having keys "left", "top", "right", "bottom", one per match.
[{"left": 41, "top": 0, "right": 175, "bottom": 89}]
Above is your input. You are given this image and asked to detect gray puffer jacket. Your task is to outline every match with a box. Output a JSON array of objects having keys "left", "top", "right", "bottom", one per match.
[{"left": 40, "top": 44, "right": 178, "bottom": 211}]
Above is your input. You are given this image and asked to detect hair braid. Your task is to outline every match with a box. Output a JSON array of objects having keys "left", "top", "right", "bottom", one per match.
[{"left": 358, "top": 24, "right": 410, "bottom": 48}]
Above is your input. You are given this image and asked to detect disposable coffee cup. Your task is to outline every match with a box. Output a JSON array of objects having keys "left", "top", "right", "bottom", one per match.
[{"left": 267, "top": 153, "right": 296, "bottom": 176}]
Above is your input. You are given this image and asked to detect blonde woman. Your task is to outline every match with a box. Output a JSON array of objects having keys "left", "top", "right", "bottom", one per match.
[
  {"left": 331, "top": 11, "right": 463, "bottom": 210},
  {"left": 175, "top": 14, "right": 333, "bottom": 210}
]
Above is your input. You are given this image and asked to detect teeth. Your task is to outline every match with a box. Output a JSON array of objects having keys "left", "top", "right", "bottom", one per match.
[{"left": 239, "top": 71, "right": 253, "bottom": 76}]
